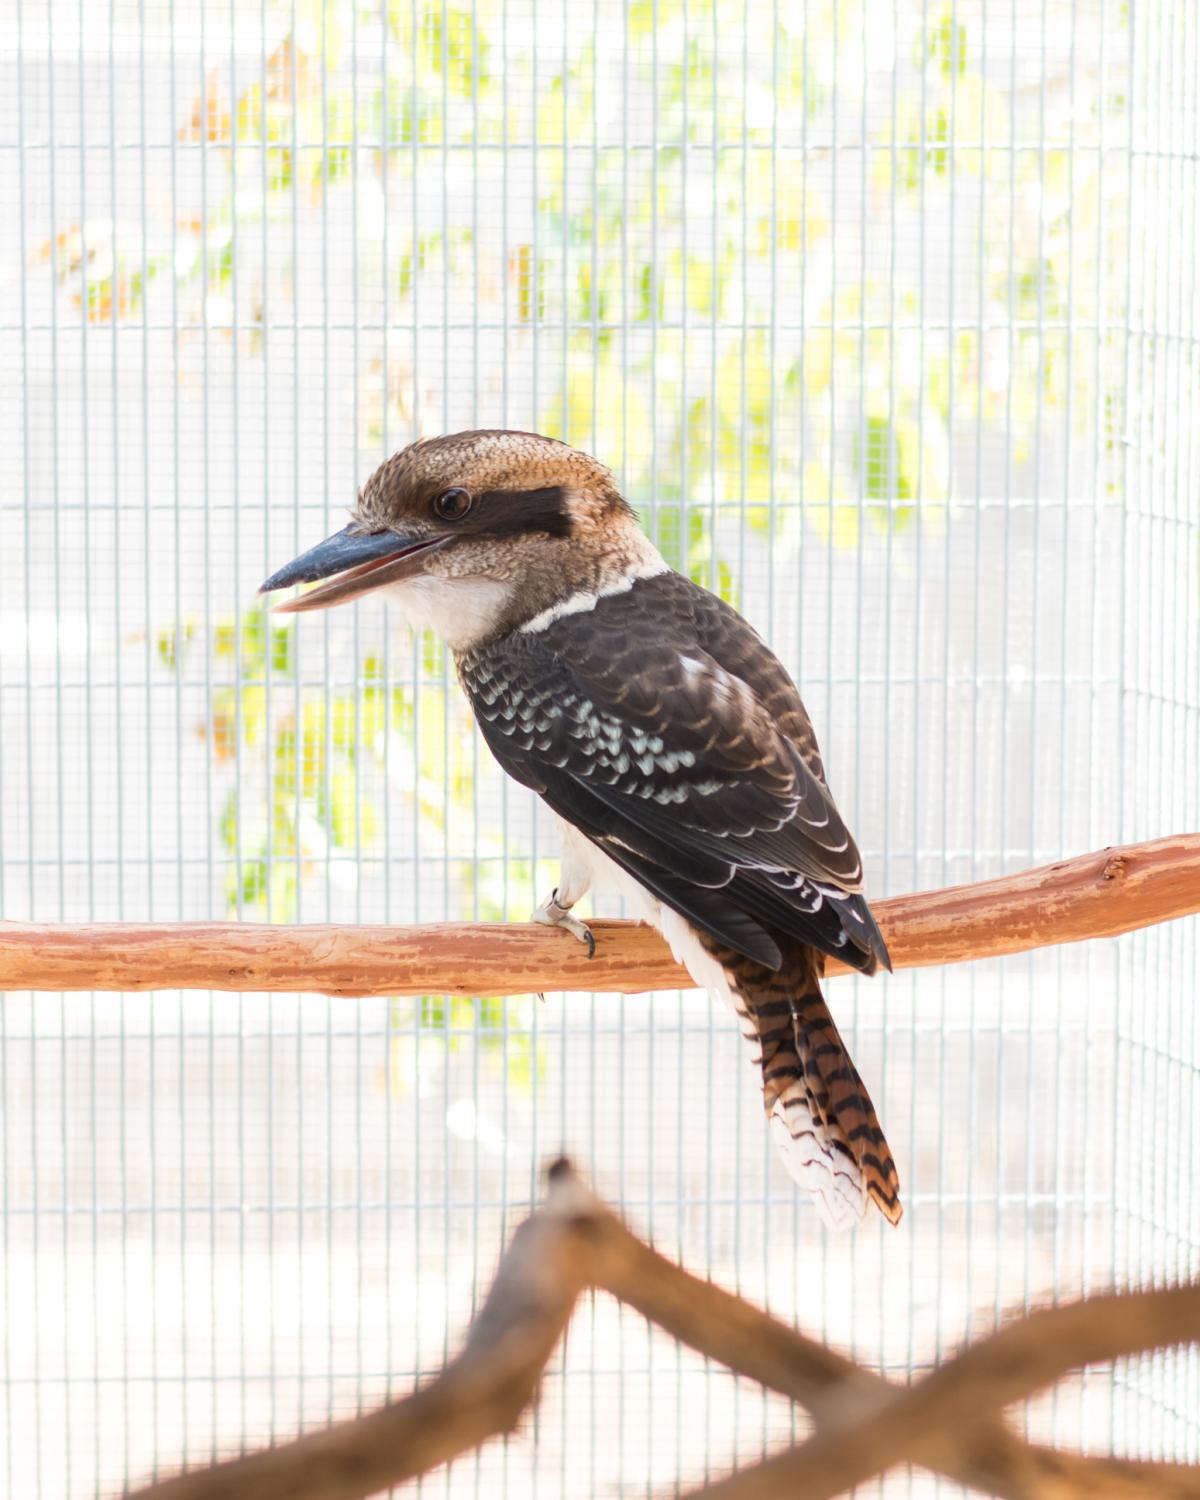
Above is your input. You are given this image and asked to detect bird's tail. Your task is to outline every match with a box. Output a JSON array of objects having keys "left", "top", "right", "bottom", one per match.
[{"left": 703, "top": 935, "right": 903, "bottom": 1229}]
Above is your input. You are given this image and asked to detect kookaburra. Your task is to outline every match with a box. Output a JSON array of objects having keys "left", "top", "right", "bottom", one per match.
[{"left": 261, "top": 430, "right": 901, "bottom": 1227}]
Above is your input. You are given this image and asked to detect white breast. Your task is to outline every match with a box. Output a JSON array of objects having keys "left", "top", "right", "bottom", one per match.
[{"left": 554, "top": 817, "right": 739, "bottom": 1009}]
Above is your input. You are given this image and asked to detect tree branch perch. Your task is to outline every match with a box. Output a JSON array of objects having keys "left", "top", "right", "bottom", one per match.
[
  {"left": 127, "top": 1161, "right": 1200, "bottom": 1500},
  {"left": 1, "top": 834, "right": 1197, "bottom": 997}
]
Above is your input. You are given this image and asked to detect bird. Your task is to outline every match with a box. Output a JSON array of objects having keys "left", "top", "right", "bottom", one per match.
[{"left": 260, "top": 430, "right": 901, "bottom": 1228}]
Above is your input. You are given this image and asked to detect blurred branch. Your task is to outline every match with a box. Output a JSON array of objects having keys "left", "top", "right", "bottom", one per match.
[
  {"left": 1, "top": 834, "right": 1197, "bottom": 997},
  {"left": 684, "top": 1276, "right": 1200, "bottom": 1500},
  {"left": 127, "top": 1161, "right": 596, "bottom": 1500},
  {"left": 128, "top": 1160, "right": 1200, "bottom": 1500},
  {"left": 603, "top": 1232, "right": 1200, "bottom": 1499}
]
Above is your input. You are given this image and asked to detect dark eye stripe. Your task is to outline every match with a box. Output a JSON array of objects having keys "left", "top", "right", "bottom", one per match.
[{"left": 464, "top": 486, "right": 574, "bottom": 539}]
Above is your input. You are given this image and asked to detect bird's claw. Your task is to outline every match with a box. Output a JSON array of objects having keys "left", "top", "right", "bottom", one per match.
[{"left": 532, "top": 888, "right": 596, "bottom": 959}]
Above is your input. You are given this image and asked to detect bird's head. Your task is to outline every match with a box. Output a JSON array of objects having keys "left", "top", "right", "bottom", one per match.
[{"left": 259, "top": 430, "right": 659, "bottom": 650}]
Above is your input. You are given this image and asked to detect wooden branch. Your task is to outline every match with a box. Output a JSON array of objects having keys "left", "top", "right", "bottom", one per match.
[
  {"left": 128, "top": 1161, "right": 1200, "bottom": 1500},
  {"left": 126, "top": 1164, "right": 599, "bottom": 1500},
  {"left": 600, "top": 1229, "right": 1200, "bottom": 1499},
  {"left": 683, "top": 1280, "right": 1200, "bottom": 1500},
  {"left": 1, "top": 834, "right": 1197, "bottom": 997}
]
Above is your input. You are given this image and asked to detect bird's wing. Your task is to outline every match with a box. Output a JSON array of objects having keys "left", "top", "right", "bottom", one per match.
[{"left": 458, "top": 571, "right": 888, "bottom": 974}]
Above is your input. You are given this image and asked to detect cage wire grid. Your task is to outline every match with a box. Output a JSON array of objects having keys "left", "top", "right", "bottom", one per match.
[{"left": 0, "top": 0, "right": 1198, "bottom": 1494}]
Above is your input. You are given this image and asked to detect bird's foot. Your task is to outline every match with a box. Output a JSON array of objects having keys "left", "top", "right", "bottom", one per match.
[{"left": 531, "top": 888, "right": 596, "bottom": 959}]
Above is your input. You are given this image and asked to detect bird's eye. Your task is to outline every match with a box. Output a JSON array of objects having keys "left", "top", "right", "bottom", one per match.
[{"left": 433, "top": 487, "right": 472, "bottom": 521}]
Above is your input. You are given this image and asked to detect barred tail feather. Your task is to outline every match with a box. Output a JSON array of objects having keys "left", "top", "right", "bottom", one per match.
[{"left": 703, "top": 934, "right": 903, "bottom": 1229}]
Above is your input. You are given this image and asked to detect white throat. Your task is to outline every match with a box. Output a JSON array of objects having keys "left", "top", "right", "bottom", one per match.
[{"left": 383, "top": 575, "right": 515, "bottom": 653}]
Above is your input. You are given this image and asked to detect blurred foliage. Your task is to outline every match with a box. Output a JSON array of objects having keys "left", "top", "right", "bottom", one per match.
[
  {"left": 157, "top": 603, "right": 372, "bottom": 916},
  {"left": 117, "top": 0, "right": 1125, "bottom": 1068},
  {"left": 158, "top": 602, "right": 541, "bottom": 1088},
  {"left": 42, "top": 0, "right": 1117, "bottom": 510}
]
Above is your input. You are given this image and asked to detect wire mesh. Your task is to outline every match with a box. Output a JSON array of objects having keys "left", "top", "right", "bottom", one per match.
[{"left": 0, "top": 0, "right": 1197, "bottom": 1494}]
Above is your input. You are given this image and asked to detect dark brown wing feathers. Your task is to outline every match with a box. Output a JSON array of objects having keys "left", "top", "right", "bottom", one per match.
[{"left": 459, "top": 568, "right": 901, "bottom": 1225}]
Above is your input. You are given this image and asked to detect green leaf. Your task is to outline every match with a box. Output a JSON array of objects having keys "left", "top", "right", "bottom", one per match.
[
  {"left": 271, "top": 624, "right": 293, "bottom": 675},
  {"left": 928, "top": 9, "right": 968, "bottom": 77}
]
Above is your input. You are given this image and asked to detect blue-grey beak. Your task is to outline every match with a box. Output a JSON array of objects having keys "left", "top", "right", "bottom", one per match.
[{"left": 259, "top": 524, "right": 449, "bottom": 613}]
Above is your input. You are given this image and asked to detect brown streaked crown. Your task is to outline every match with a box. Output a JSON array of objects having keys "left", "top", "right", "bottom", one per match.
[{"left": 353, "top": 429, "right": 632, "bottom": 536}]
